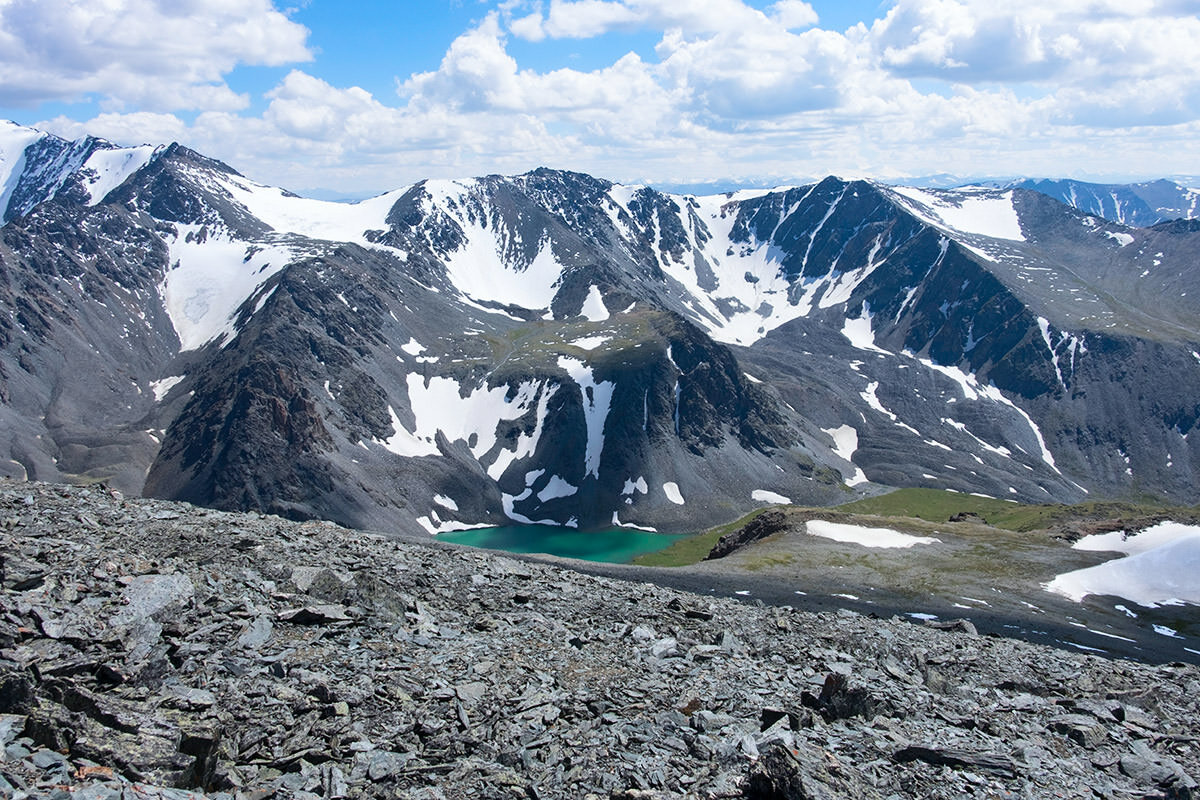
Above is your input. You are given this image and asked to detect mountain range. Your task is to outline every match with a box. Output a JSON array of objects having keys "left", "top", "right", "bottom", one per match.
[
  {"left": 992, "top": 178, "right": 1200, "bottom": 228},
  {"left": 1, "top": 119, "right": 1198, "bottom": 535}
]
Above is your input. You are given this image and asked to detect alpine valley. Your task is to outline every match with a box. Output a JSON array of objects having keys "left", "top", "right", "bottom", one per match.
[{"left": 2, "top": 119, "right": 1199, "bottom": 537}]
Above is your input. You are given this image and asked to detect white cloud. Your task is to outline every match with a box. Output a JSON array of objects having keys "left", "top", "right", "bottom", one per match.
[
  {"left": 266, "top": 71, "right": 389, "bottom": 142},
  {"left": 655, "top": 25, "right": 865, "bottom": 120},
  {"left": 541, "top": 0, "right": 642, "bottom": 38},
  {"left": 868, "top": 0, "right": 1200, "bottom": 130},
  {"left": 510, "top": 0, "right": 805, "bottom": 39},
  {"left": 771, "top": 0, "right": 819, "bottom": 30},
  {"left": 17, "top": 0, "right": 1200, "bottom": 193},
  {"left": 0, "top": 0, "right": 311, "bottom": 110},
  {"left": 39, "top": 111, "right": 190, "bottom": 146},
  {"left": 401, "top": 13, "right": 679, "bottom": 138},
  {"left": 871, "top": 1, "right": 1200, "bottom": 83}
]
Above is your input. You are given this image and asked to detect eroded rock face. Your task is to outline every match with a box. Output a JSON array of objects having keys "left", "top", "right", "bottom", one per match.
[{"left": 1, "top": 479, "right": 1198, "bottom": 799}]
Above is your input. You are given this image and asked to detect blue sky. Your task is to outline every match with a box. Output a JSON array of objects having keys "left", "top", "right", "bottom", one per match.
[{"left": 2, "top": 0, "right": 1198, "bottom": 194}]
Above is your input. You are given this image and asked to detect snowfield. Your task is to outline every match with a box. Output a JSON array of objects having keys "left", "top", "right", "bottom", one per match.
[
  {"left": 887, "top": 186, "right": 1026, "bottom": 242},
  {"left": 219, "top": 175, "right": 404, "bottom": 244},
  {"left": 160, "top": 224, "right": 293, "bottom": 351},
  {"left": 80, "top": 145, "right": 162, "bottom": 205},
  {"left": 1045, "top": 522, "right": 1200, "bottom": 607},
  {"left": 805, "top": 520, "right": 941, "bottom": 548}
]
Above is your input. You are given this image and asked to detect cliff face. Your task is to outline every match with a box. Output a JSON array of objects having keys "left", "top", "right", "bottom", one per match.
[{"left": 2, "top": 479, "right": 1198, "bottom": 799}]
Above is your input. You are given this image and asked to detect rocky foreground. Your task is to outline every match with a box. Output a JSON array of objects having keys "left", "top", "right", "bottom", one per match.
[{"left": 1, "top": 480, "right": 1198, "bottom": 799}]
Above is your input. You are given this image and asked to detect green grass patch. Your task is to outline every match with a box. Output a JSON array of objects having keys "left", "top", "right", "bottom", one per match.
[
  {"left": 839, "top": 487, "right": 1193, "bottom": 532},
  {"left": 632, "top": 507, "right": 770, "bottom": 567},
  {"left": 741, "top": 552, "right": 797, "bottom": 571}
]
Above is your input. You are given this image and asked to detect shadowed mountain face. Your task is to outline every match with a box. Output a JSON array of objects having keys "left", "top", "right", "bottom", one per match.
[{"left": 1, "top": 120, "right": 1198, "bottom": 534}]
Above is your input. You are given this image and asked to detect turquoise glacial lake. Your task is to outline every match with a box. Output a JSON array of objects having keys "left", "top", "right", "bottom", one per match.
[{"left": 437, "top": 525, "right": 685, "bottom": 563}]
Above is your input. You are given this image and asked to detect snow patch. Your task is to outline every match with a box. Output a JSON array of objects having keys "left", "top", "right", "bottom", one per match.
[
  {"left": 488, "top": 385, "right": 557, "bottom": 481},
  {"left": 645, "top": 188, "right": 819, "bottom": 346},
  {"left": 379, "top": 405, "right": 439, "bottom": 458},
  {"left": 888, "top": 186, "right": 1026, "bottom": 241},
  {"left": 1045, "top": 522, "right": 1200, "bottom": 607},
  {"left": 537, "top": 475, "right": 578, "bottom": 503},
  {"left": 433, "top": 494, "right": 459, "bottom": 512},
  {"left": 821, "top": 424, "right": 869, "bottom": 486},
  {"left": 392, "top": 376, "right": 554, "bottom": 473},
  {"left": 569, "top": 335, "right": 611, "bottom": 351},
  {"left": 622, "top": 476, "right": 649, "bottom": 495},
  {"left": 1103, "top": 230, "right": 1134, "bottom": 247},
  {"left": 806, "top": 520, "right": 941, "bottom": 549},
  {"left": 913, "top": 355, "right": 1059, "bottom": 472},
  {"left": 160, "top": 224, "right": 292, "bottom": 351},
  {"left": 1036, "top": 317, "right": 1065, "bottom": 388},
  {"left": 580, "top": 285, "right": 609, "bottom": 321},
  {"left": 219, "top": 174, "right": 404, "bottom": 245},
  {"left": 80, "top": 145, "right": 161, "bottom": 205},
  {"left": 860, "top": 382, "right": 897, "bottom": 421},
  {"left": 416, "top": 516, "right": 492, "bottom": 535},
  {"left": 558, "top": 357, "right": 614, "bottom": 479},
  {"left": 662, "top": 482, "right": 685, "bottom": 505},
  {"left": 840, "top": 303, "right": 889, "bottom": 355},
  {"left": 149, "top": 375, "right": 184, "bottom": 402},
  {"left": 0, "top": 122, "right": 44, "bottom": 218},
  {"left": 751, "top": 489, "right": 791, "bottom": 504},
  {"left": 611, "top": 511, "right": 658, "bottom": 532},
  {"left": 502, "top": 488, "right": 558, "bottom": 526},
  {"left": 418, "top": 182, "right": 565, "bottom": 309}
]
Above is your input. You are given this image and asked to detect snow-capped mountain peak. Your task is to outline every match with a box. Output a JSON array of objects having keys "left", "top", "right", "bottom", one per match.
[{"left": 0, "top": 119, "right": 165, "bottom": 223}]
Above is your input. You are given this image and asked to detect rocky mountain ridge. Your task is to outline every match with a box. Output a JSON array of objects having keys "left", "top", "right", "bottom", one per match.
[
  {"left": 1, "top": 121, "right": 1198, "bottom": 535},
  {"left": 2, "top": 479, "right": 1199, "bottom": 799},
  {"left": 996, "top": 178, "right": 1200, "bottom": 227}
]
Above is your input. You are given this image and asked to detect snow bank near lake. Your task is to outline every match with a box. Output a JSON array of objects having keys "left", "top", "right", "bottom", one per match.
[
  {"left": 806, "top": 520, "right": 940, "bottom": 549},
  {"left": 1045, "top": 522, "right": 1200, "bottom": 607}
]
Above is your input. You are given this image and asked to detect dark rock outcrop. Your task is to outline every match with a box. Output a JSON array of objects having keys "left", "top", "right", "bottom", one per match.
[{"left": 707, "top": 509, "right": 793, "bottom": 560}]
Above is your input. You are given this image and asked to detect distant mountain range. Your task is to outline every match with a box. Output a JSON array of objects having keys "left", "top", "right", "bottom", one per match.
[
  {"left": 989, "top": 178, "right": 1200, "bottom": 227},
  {"left": 1, "top": 119, "right": 1198, "bottom": 534}
]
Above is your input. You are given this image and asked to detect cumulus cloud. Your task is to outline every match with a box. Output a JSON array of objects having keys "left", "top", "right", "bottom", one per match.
[
  {"left": 868, "top": 0, "right": 1200, "bottom": 130},
  {"left": 38, "top": 111, "right": 190, "bottom": 146},
  {"left": 20, "top": 0, "right": 1200, "bottom": 192},
  {"left": 772, "top": 0, "right": 820, "bottom": 29},
  {"left": 509, "top": 0, "right": 818, "bottom": 39},
  {"left": 401, "top": 13, "right": 680, "bottom": 144},
  {"left": 655, "top": 25, "right": 869, "bottom": 121},
  {"left": 871, "top": 1, "right": 1200, "bottom": 82},
  {"left": 0, "top": 0, "right": 311, "bottom": 110}
]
